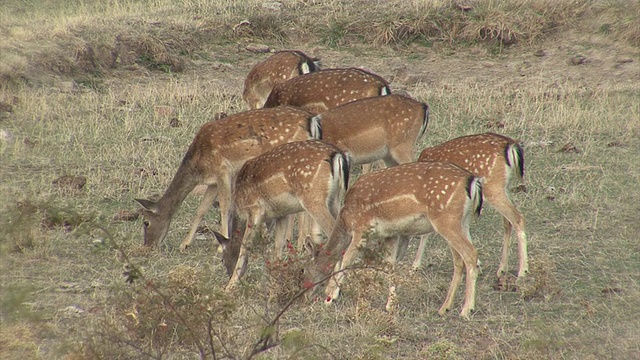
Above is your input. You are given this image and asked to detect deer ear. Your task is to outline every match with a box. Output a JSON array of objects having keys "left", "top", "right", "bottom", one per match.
[
  {"left": 134, "top": 198, "right": 158, "bottom": 213},
  {"left": 213, "top": 231, "right": 229, "bottom": 250}
]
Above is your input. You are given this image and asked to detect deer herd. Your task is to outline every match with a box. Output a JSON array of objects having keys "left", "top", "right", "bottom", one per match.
[{"left": 135, "top": 50, "right": 529, "bottom": 319}]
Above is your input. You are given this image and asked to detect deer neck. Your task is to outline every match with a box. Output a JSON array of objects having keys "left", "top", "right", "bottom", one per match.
[
  {"left": 315, "top": 217, "right": 351, "bottom": 273},
  {"left": 156, "top": 160, "right": 202, "bottom": 219}
]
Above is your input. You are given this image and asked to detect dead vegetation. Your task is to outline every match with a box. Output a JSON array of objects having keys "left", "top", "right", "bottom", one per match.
[{"left": 1, "top": 0, "right": 638, "bottom": 86}]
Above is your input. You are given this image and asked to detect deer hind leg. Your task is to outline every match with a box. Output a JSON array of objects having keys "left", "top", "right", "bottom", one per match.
[
  {"left": 383, "top": 236, "right": 404, "bottom": 312},
  {"left": 284, "top": 214, "right": 296, "bottom": 246},
  {"left": 436, "top": 226, "right": 479, "bottom": 319},
  {"left": 438, "top": 245, "right": 465, "bottom": 316},
  {"left": 325, "top": 232, "right": 366, "bottom": 304},
  {"left": 412, "top": 234, "right": 430, "bottom": 270},
  {"left": 489, "top": 193, "right": 528, "bottom": 278},
  {"left": 395, "top": 236, "right": 411, "bottom": 263},
  {"left": 216, "top": 175, "right": 235, "bottom": 240},
  {"left": 295, "top": 212, "right": 311, "bottom": 252},
  {"left": 383, "top": 236, "right": 404, "bottom": 264},
  {"left": 273, "top": 216, "right": 290, "bottom": 259},
  {"left": 388, "top": 141, "right": 415, "bottom": 166},
  {"left": 283, "top": 213, "right": 306, "bottom": 251},
  {"left": 498, "top": 217, "right": 513, "bottom": 278},
  {"left": 180, "top": 185, "right": 218, "bottom": 251}
]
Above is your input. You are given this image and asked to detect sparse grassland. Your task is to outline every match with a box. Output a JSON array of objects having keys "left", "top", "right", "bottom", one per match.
[{"left": 1, "top": 0, "right": 639, "bottom": 359}]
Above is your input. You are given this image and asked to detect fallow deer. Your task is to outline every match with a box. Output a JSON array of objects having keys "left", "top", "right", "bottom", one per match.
[
  {"left": 313, "top": 93, "right": 428, "bottom": 168},
  {"left": 213, "top": 140, "right": 350, "bottom": 291},
  {"left": 263, "top": 68, "right": 391, "bottom": 115},
  {"left": 135, "top": 106, "right": 318, "bottom": 249},
  {"left": 304, "top": 161, "right": 484, "bottom": 318},
  {"left": 243, "top": 50, "right": 320, "bottom": 110},
  {"left": 416, "top": 132, "right": 528, "bottom": 278},
  {"left": 287, "top": 94, "right": 429, "bottom": 250}
]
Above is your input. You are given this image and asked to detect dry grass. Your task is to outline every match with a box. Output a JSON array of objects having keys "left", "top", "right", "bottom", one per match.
[
  {"left": 1, "top": 0, "right": 639, "bottom": 84},
  {"left": 1, "top": 0, "right": 640, "bottom": 359}
]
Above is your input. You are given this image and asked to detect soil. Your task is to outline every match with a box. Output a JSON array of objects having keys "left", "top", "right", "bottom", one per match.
[{"left": 158, "top": 33, "right": 639, "bottom": 107}]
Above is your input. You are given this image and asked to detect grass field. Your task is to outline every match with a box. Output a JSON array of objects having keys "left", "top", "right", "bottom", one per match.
[{"left": 1, "top": 0, "right": 639, "bottom": 359}]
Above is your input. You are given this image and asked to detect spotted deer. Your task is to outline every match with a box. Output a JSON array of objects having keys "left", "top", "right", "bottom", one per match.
[
  {"left": 415, "top": 132, "right": 528, "bottom": 278},
  {"left": 285, "top": 94, "right": 429, "bottom": 250},
  {"left": 243, "top": 50, "right": 320, "bottom": 110},
  {"left": 313, "top": 93, "right": 428, "bottom": 169},
  {"left": 212, "top": 140, "right": 350, "bottom": 290},
  {"left": 304, "top": 162, "right": 484, "bottom": 318},
  {"left": 134, "top": 106, "right": 318, "bottom": 249},
  {"left": 263, "top": 68, "right": 391, "bottom": 115}
]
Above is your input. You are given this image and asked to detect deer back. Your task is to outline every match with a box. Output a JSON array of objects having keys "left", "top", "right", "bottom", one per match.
[
  {"left": 418, "top": 132, "right": 524, "bottom": 187},
  {"left": 263, "top": 68, "right": 391, "bottom": 115},
  {"left": 312, "top": 94, "right": 428, "bottom": 165},
  {"left": 187, "top": 106, "right": 317, "bottom": 180}
]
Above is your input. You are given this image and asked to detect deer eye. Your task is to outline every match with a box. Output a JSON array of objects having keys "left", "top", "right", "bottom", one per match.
[{"left": 143, "top": 220, "right": 150, "bottom": 228}]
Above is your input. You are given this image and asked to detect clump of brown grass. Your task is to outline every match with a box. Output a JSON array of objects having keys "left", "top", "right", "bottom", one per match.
[
  {"left": 593, "top": 0, "right": 640, "bottom": 46},
  {"left": 241, "top": 13, "right": 292, "bottom": 43},
  {"left": 264, "top": 244, "right": 307, "bottom": 306},
  {"left": 0, "top": 52, "right": 28, "bottom": 85},
  {"left": 320, "top": 0, "right": 592, "bottom": 47},
  {"left": 346, "top": 267, "right": 391, "bottom": 319},
  {"left": 0, "top": 200, "right": 93, "bottom": 254},
  {"left": 519, "top": 255, "right": 562, "bottom": 301},
  {"left": 167, "top": 264, "right": 201, "bottom": 290},
  {"left": 117, "top": 33, "right": 185, "bottom": 73},
  {"left": 0, "top": 323, "right": 40, "bottom": 358}
]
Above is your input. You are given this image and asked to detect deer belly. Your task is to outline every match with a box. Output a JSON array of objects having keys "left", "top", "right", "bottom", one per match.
[
  {"left": 329, "top": 129, "right": 387, "bottom": 165},
  {"left": 370, "top": 214, "right": 433, "bottom": 238},
  {"left": 260, "top": 193, "right": 304, "bottom": 220}
]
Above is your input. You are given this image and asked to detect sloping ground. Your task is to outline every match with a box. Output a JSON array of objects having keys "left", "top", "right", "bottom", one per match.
[{"left": 0, "top": 0, "right": 637, "bottom": 87}]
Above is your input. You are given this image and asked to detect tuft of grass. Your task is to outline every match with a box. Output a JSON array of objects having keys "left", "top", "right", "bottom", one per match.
[
  {"left": 421, "top": 339, "right": 463, "bottom": 360},
  {"left": 0, "top": 285, "right": 41, "bottom": 323},
  {"left": 319, "top": 18, "right": 356, "bottom": 49},
  {"left": 593, "top": 0, "right": 640, "bottom": 46}
]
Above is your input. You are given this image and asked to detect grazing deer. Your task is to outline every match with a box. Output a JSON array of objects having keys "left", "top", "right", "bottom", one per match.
[
  {"left": 213, "top": 140, "right": 350, "bottom": 291},
  {"left": 263, "top": 68, "right": 391, "bottom": 115},
  {"left": 304, "top": 162, "right": 484, "bottom": 318},
  {"left": 416, "top": 132, "right": 528, "bottom": 278},
  {"left": 243, "top": 50, "right": 320, "bottom": 110},
  {"left": 313, "top": 93, "right": 428, "bottom": 168},
  {"left": 286, "top": 94, "right": 429, "bottom": 250},
  {"left": 135, "top": 106, "right": 318, "bottom": 249}
]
